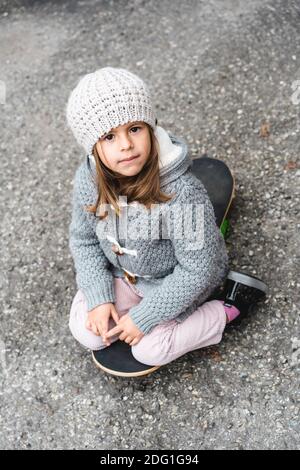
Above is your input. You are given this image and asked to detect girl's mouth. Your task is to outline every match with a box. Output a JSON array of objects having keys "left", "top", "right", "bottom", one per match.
[{"left": 119, "top": 155, "right": 140, "bottom": 164}]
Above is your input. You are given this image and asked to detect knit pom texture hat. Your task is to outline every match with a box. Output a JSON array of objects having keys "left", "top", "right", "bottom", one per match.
[{"left": 66, "top": 67, "right": 157, "bottom": 155}]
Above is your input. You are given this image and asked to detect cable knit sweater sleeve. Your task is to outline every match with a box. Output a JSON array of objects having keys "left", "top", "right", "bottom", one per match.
[
  {"left": 69, "top": 163, "right": 115, "bottom": 311},
  {"left": 128, "top": 178, "right": 229, "bottom": 334}
]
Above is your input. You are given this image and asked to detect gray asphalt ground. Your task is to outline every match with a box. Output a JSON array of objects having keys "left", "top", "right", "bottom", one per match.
[{"left": 0, "top": 0, "right": 299, "bottom": 450}]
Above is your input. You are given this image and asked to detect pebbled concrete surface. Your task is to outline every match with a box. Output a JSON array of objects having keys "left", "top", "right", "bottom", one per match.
[{"left": 0, "top": 0, "right": 299, "bottom": 450}]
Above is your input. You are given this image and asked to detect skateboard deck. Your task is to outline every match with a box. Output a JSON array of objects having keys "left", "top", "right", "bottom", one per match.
[
  {"left": 191, "top": 155, "right": 235, "bottom": 232},
  {"left": 92, "top": 156, "right": 235, "bottom": 377},
  {"left": 92, "top": 341, "right": 160, "bottom": 378}
]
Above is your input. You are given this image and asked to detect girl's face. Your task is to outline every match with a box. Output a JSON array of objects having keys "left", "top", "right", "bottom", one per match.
[{"left": 95, "top": 121, "right": 152, "bottom": 176}]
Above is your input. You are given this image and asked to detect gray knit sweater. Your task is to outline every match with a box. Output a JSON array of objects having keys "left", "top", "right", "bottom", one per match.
[{"left": 69, "top": 127, "right": 229, "bottom": 334}]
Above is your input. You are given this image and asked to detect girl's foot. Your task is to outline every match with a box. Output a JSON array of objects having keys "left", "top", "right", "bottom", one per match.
[{"left": 217, "top": 270, "right": 268, "bottom": 326}]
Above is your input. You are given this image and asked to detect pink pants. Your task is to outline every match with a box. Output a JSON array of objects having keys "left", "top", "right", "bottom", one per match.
[{"left": 69, "top": 277, "right": 227, "bottom": 366}]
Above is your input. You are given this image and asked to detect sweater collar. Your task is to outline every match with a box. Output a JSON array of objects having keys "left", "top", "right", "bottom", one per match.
[{"left": 87, "top": 125, "right": 191, "bottom": 186}]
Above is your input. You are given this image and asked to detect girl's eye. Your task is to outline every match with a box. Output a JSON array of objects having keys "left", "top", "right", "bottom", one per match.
[{"left": 103, "top": 126, "right": 141, "bottom": 142}]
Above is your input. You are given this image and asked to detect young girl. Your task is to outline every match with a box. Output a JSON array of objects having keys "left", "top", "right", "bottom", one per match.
[{"left": 66, "top": 67, "right": 267, "bottom": 367}]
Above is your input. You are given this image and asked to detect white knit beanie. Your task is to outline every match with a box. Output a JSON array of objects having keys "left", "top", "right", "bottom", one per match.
[{"left": 66, "top": 67, "right": 157, "bottom": 155}]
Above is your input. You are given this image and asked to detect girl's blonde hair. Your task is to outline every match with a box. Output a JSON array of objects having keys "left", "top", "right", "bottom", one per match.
[{"left": 85, "top": 123, "right": 176, "bottom": 220}]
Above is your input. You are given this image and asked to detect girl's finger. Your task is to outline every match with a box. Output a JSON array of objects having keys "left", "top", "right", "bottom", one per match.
[
  {"left": 85, "top": 320, "right": 92, "bottom": 330},
  {"left": 102, "top": 338, "right": 110, "bottom": 346},
  {"left": 91, "top": 323, "right": 100, "bottom": 336},
  {"left": 111, "top": 309, "right": 120, "bottom": 324},
  {"left": 100, "top": 327, "right": 110, "bottom": 346},
  {"left": 106, "top": 325, "right": 122, "bottom": 338},
  {"left": 97, "top": 324, "right": 105, "bottom": 338},
  {"left": 124, "top": 336, "right": 133, "bottom": 344},
  {"left": 119, "top": 332, "right": 127, "bottom": 341},
  {"left": 130, "top": 338, "right": 139, "bottom": 346}
]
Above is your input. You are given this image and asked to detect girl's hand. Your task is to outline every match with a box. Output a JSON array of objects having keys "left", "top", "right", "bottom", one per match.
[
  {"left": 86, "top": 303, "right": 120, "bottom": 346},
  {"left": 105, "top": 313, "right": 144, "bottom": 346}
]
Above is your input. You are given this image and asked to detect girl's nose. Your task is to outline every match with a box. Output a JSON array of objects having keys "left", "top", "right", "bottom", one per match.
[{"left": 120, "top": 135, "right": 133, "bottom": 151}]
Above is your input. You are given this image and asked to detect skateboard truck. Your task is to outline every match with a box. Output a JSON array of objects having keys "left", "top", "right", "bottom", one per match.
[{"left": 224, "top": 280, "right": 239, "bottom": 306}]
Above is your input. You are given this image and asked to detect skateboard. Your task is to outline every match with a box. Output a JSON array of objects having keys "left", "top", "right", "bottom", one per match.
[{"left": 92, "top": 155, "right": 235, "bottom": 377}]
